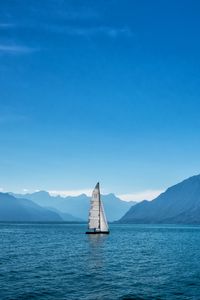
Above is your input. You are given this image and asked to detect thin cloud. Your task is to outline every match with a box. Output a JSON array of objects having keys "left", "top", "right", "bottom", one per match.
[
  {"left": 0, "top": 23, "right": 15, "bottom": 28},
  {"left": 29, "top": 2, "right": 100, "bottom": 21},
  {"left": 118, "top": 190, "right": 164, "bottom": 202},
  {"left": 70, "top": 26, "right": 132, "bottom": 38},
  {"left": 43, "top": 9, "right": 100, "bottom": 21},
  {"left": 46, "top": 25, "right": 132, "bottom": 38},
  {"left": 0, "top": 44, "right": 37, "bottom": 54}
]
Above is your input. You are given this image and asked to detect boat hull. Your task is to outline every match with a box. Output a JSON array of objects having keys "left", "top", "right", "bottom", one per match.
[{"left": 85, "top": 231, "right": 109, "bottom": 234}]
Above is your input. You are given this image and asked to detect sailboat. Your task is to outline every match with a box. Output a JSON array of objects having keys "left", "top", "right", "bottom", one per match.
[{"left": 86, "top": 182, "right": 109, "bottom": 234}]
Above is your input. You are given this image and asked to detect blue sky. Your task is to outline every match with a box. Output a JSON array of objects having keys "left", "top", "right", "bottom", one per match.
[{"left": 0, "top": 0, "right": 200, "bottom": 200}]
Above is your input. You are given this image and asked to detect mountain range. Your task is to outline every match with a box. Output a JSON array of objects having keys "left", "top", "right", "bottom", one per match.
[
  {"left": 2, "top": 174, "right": 200, "bottom": 223},
  {"left": 12, "top": 191, "right": 135, "bottom": 222},
  {"left": 119, "top": 175, "right": 200, "bottom": 224}
]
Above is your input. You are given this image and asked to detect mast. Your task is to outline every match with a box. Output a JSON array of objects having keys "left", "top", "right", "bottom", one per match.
[{"left": 98, "top": 182, "right": 101, "bottom": 230}]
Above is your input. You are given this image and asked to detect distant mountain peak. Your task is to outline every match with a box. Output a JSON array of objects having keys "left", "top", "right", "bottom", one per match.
[{"left": 105, "top": 193, "right": 116, "bottom": 197}]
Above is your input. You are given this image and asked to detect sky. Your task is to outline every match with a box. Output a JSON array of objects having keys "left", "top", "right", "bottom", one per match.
[{"left": 0, "top": 0, "right": 200, "bottom": 201}]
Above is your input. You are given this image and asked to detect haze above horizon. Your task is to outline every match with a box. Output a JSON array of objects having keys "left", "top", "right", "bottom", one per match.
[{"left": 1, "top": 0, "right": 200, "bottom": 199}]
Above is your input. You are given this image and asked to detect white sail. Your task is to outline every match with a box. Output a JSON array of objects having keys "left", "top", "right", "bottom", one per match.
[
  {"left": 100, "top": 200, "right": 109, "bottom": 232},
  {"left": 88, "top": 183, "right": 100, "bottom": 230},
  {"left": 88, "top": 182, "right": 109, "bottom": 232}
]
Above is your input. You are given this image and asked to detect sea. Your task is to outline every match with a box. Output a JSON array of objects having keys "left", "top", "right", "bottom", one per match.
[{"left": 0, "top": 223, "right": 200, "bottom": 300}]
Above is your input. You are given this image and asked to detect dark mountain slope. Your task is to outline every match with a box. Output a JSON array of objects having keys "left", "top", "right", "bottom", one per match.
[
  {"left": 119, "top": 175, "right": 200, "bottom": 224},
  {"left": 0, "top": 193, "right": 62, "bottom": 221}
]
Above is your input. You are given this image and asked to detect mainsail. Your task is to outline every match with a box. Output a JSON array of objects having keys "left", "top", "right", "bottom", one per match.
[{"left": 88, "top": 182, "right": 109, "bottom": 233}]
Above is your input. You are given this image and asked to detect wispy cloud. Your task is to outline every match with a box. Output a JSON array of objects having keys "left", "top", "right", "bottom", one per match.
[
  {"left": 118, "top": 190, "right": 164, "bottom": 202},
  {"left": 46, "top": 25, "right": 132, "bottom": 38},
  {"left": 0, "top": 23, "right": 37, "bottom": 54},
  {"left": 37, "top": 8, "right": 100, "bottom": 22},
  {"left": 68, "top": 26, "right": 132, "bottom": 38},
  {"left": 0, "top": 23, "right": 15, "bottom": 28},
  {"left": 28, "top": 1, "right": 100, "bottom": 21},
  {"left": 0, "top": 44, "right": 37, "bottom": 54}
]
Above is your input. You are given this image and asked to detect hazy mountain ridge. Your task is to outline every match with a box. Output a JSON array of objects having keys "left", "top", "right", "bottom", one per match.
[
  {"left": 12, "top": 191, "right": 136, "bottom": 222},
  {"left": 0, "top": 193, "right": 62, "bottom": 222},
  {"left": 118, "top": 175, "right": 200, "bottom": 224},
  {"left": 46, "top": 207, "right": 83, "bottom": 222}
]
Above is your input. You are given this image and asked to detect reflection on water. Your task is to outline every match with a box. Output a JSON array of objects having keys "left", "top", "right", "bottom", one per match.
[
  {"left": 87, "top": 233, "right": 109, "bottom": 248},
  {"left": 86, "top": 234, "right": 109, "bottom": 269}
]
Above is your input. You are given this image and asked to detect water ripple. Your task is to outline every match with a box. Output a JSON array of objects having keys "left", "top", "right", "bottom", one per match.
[{"left": 1, "top": 223, "right": 200, "bottom": 299}]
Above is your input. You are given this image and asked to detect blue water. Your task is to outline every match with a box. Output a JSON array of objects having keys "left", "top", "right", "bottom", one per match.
[{"left": 0, "top": 223, "right": 200, "bottom": 300}]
